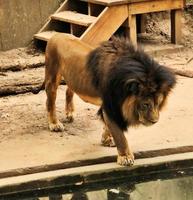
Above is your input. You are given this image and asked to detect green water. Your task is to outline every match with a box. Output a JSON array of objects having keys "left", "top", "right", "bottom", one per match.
[
  {"left": 19, "top": 175, "right": 193, "bottom": 200},
  {"left": 96, "top": 176, "right": 193, "bottom": 200}
]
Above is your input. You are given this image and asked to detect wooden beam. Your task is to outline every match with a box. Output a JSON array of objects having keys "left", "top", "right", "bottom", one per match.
[
  {"left": 37, "top": 0, "right": 72, "bottom": 33},
  {"left": 34, "top": 31, "right": 58, "bottom": 42},
  {"left": 88, "top": 2, "right": 93, "bottom": 15},
  {"left": 128, "top": 0, "right": 184, "bottom": 15},
  {"left": 35, "top": 0, "right": 89, "bottom": 34},
  {"left": 80, "top": 0, "right": 129, "bottom": 6},
  {"left": 171, "top": 9, "right": 182, "bottom": 44},
  {"left": 128, "top": 15, "right": 137, "bottom": 46},
  {"left": 129, "top": 0, "right": 183, "bottom": 3},
  {"left": 51, "top": 11, "right": 97, "bottom": 27},
  {"left": 80, "top": 0, "right": 184, "bottom": 6},
  {"left": 80, "top": 5, "right": 128, "bottom": 46}
]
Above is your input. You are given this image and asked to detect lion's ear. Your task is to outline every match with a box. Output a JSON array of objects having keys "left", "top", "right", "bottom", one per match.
[{"left": 125, "top": 79, "right": 140, "bottom": 95}]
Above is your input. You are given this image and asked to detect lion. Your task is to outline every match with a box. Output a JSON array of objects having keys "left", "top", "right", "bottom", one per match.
[{"left": 34, "top": 33, "right": 176, "bottom": 166}]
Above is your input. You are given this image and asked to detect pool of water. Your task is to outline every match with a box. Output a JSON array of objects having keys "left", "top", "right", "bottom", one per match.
[
  {"left": 6, "top": 175, "right": 193, "bottom": 200},
  {"left": 68, "top": 176, "right": 193, "bottom": 200},
  {"left": 90, "top": 175, "right": 193, "bottom": 200},
  {"left": 1, "top": 157, "right": 193, "bottom": 200}
]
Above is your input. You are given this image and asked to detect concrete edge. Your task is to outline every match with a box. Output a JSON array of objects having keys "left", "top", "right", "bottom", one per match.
[{"left": 0, "top": 152, "right": 193, "bottom": 199}]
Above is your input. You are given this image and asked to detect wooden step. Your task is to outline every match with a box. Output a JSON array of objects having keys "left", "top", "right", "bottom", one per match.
[
  {"left": 34, "top": 31, "right": 58, "bottom": 41},
  {"left": 51, "top": 11, "right": 97, "bottom": 26},
  {"left": 80, "top": 0, "right": 128, "bottom": 6}
]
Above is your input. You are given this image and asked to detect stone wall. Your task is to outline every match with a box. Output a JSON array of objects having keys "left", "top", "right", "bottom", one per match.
[{"left": 0, "top": 0, "right": 64, "bottom": 51}]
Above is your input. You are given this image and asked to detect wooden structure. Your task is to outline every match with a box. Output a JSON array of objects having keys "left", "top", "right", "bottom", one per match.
[{"left": 34, "top": 0, "right": 185, "bottom": 47}]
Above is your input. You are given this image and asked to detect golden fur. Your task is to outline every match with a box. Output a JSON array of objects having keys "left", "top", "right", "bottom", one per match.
[{"left": 35, "top": 33, "right": 176, "bottom": 166}]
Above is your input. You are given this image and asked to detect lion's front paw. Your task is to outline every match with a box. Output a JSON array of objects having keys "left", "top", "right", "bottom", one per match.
[
  {"left": 49, "top": 121, "right": 65, "bottom": 132},
  {"left": 101, "top": 135, "right": 116, "bottom": 147},
  {"left": 117, "top": 154, "right": 134, "bottom": 166}
]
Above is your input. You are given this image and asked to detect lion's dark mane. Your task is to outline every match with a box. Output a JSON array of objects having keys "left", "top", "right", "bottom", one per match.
[{"left": 87, "top": 37, "right": 176, "bottom": 131}]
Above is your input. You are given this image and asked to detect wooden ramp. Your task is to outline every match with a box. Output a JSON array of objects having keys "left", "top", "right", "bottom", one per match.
[{"left": 34, "top": 0, "right": 185, "bottom": 47}]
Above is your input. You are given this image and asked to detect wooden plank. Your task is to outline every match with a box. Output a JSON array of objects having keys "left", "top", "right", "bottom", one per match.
[
  {"left": 81, "top": 0, "right": 182, "bottom": 5},
  {"left": 129, "top": 0, "right": 183, "bottom": 3},
  {"left": 36, "top": 0, "right": 72, "bottom": 34},
  {"left": 34, "top": 31, "right": 58, "bottom": 41},
  {"left": 128, "top": 15, "right": 137, "bottom": 46},
  {"left": 82, "top": 0, "right": 172, "bottom": 6},
  {"left": 80, "top": 0, "right": 129, "bottom": 6},
  {"left": 171, "top": 9, "right": 182, "bottom": 44},
  {"left": 0, "top": 145, "right": 193, "bottom": 179},
  {"left": 34, "top": 0, "right": 88, "bottom": 37},
  {"left": 51, "top": 11, "right": 96, "bottom": 26},
  {"left": 128, "top": 0, "right": 184, "bottom": 15},
  {"left": 80, "top": 5, "right": 128, "bottom": 46},
  {"left": 129, "top": 0, "right": 158, "bottom": 2},
  {"left": 0, "top": 152, "right": 193, "bottom": 198},
  {"left": 88, "top": 2, "right": 93, "bottom": 15}
]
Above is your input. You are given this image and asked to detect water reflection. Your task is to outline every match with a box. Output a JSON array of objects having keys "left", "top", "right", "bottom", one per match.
[{"left": 21, "top": 176, "right": 193, "bottom": 200}]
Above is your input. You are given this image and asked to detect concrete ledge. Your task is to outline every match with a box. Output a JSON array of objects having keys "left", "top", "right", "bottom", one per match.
[
  {"left": 0, "top": 152, "right": 193, "bottom": 199},
  {"left": 0, "top": 145, "right": 193, "bottom": 179}
]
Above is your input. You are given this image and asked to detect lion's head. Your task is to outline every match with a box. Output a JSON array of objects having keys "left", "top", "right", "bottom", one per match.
[
  {"left": 136, "top": 94, "right": 164, "bottom": 126},
  {"left": 87, "top": 37, "right": 176, "bottom": 131},
  {"left": 119, "top": 54, "right": 176, "bottom": 129},
  {"left": 110, "top": 41, "right": 176, "bottom": 130},
  {"left": 122, "top": 93, "right": 165, "bottom": 127}
]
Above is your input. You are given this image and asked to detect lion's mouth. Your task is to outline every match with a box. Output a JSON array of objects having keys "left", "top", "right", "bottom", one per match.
[{"left": 140, "top": 120, "right": 158, "bottom": 126}]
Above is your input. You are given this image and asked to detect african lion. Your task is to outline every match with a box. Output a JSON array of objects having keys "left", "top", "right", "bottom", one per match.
[{"left": 34, "top": 33, "right": 176, "bottom": 166}]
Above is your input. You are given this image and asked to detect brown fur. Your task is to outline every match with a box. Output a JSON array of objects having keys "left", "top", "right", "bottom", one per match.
[{"left": 39, "top": 33, "right": 176, "bottom": 166}]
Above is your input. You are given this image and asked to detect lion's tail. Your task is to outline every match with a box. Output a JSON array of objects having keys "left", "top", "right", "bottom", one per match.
[{"left": 32, "top": 81, "right": 45, "bottom": 94}]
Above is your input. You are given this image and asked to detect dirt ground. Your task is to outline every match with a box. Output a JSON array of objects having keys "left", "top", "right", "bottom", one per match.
[
  {"left": 0, "top": 76, "right": 193, "bottom": 172},
  {"left": 0, "top": 10, "right": 193, "bottom": 172}
]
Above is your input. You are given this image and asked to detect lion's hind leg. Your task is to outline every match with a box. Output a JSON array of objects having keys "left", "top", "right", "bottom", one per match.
[
  {"left": 65, "top": 87, "right": 74, "bottom": 123},
  {"left": 45, "top": 63, "right": 64, "bottom": 132},
  {"left": 101, "top": 124, "right": 116, "bottom": 147},
  {"left": 98, "top": 108, "right": 115, "bottom": 147}
]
